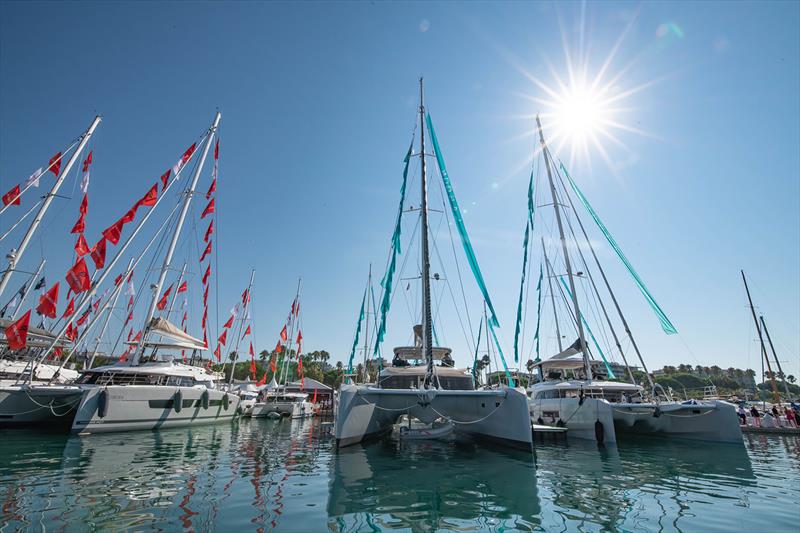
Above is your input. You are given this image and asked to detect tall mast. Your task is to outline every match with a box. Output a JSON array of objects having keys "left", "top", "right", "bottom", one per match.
[
  {"left": 229, "top": 269, "right": 255, "bottom": 384},
  {"left": 279, "top": 278, "right": 302, "bottom": 390},
  {"left": 537, "top": 116, "right": 591, "bottom": 380},
  {"left": 760, "top": 315, "right": 791, "bottom": 398},
  {"left": 132, "top": 111, "right": 221, "bottom": 366},
  {"left": 418, "top": 78, "right": 435, "bottom": 388},
  {"left": 741, "top": 270, "right": 780, "bottom": 403},
  {"left": 0, "top": 116, "right": 101, "bottom": 300},
  {"left": 542, "top": 238, "right": 563, "bottom": 352}
]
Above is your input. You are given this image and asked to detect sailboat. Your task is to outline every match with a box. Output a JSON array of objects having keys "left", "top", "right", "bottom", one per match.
[
  {"left": 0, "top": 116, "right": 101, "bottom": 427},
  {"left": 334, "top": 80, "right": 533, "bottom": 451},
  {"left": 59, "top": 112, "right": 240, "bottom": 434},
  {"left": 518, "top": 116, "right": 741, "bottom": 444},
  {"left": 251, "top": 283, "right": 314, "bottom": 419}
]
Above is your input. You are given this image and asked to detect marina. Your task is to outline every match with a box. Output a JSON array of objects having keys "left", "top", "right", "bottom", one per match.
[{"left": 0, "top": 1, "right": 798, "bottom": 531}]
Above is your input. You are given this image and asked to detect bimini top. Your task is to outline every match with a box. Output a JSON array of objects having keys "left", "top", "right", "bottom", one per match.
[
  {"left": 380, "top": 365, "right": 470, "bottom": 378},
  {"left": 82, "top": 361, "right": 220, "bottom": 382},
  {"left": 531, "top": 379, "right": 642, "bottom": 392},
  {"left": 124, "top": 317, "right": 207, "bottom": 351},
  {"left": 393, "top": 346, "right": 452, "bottom": 361}
]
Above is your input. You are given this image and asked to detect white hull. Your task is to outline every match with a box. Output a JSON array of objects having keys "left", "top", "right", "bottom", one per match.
[
  {"left": 610, "top": 400, "right": 743, "bottom": 443},
  {"left": 529, "top": 397, "right": 616, "bottom": 444},
  {"left": 335, "top": 384, "right": 533, "bottom": 451},
  {"left": 251, "top": 400, "right": 294, "bottom": 418},
  {"left": 70, "top": 385, "right": 241, "bottom": 434},
  {"left": 0, "top": 383, "right": 83, "bottom": 426},
  {"left": 240, "top": 397, "right": 256, "bottom": 416}
]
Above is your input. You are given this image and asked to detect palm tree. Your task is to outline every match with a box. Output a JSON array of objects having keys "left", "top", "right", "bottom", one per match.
[
  {"left": 259, "top": 350, "right": 269, "bottom": 363},
  {"left": 229, "top": 350, "right": 238, "bottom": 363}
]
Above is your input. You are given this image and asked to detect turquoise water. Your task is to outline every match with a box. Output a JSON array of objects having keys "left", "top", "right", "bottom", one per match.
[{"left": 0, "top": 419, "right": 797, "bottom": 531}]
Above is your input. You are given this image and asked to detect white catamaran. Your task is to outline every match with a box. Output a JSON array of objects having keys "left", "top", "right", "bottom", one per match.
[
  {"left": 517, "top": 116, "right": 741, "bottom": 444},
  {"left": 335, "top": 80, "right": 533, "bottom": 451}
]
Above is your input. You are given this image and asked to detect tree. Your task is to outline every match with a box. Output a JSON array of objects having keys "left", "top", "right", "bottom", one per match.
[
  {"left": 788, "top": 375, "right": 796, "bottom": 384},
  {"left": 259, "top": 350, "right": 269, "bottom": 363},
  {"left": 229, "top": 350, "right": 238, "bottom": 363}
]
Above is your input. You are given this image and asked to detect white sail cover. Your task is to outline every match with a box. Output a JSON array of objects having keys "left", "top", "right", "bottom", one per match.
[{"left": 141, "top": 317, "right": 207, "bottom": 351}]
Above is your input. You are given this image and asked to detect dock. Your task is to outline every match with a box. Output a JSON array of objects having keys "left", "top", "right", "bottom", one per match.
[{"left": 532, "top": 423, "right": 568, "bottom": 441}]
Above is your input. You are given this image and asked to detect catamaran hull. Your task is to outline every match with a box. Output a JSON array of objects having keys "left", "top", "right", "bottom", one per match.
[
  {"left": 0, "top": 384, "right": 83, "bottom": 427},
  {"left": 335, "top": 385, "right": 533, "bottom": 451},
  {"left": 70, "top": 385, "right": 241, "bottom": 434},
  {"left": 611, "top": 400, "right": 743, "bottom": 443},
  {"left": 529, "top": 397, "right": 617, "bottom": 444}
]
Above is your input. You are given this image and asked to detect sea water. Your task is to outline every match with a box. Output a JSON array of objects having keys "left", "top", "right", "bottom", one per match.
[{"left": 0, "top": 419, "right": 797, "bottom": 531}]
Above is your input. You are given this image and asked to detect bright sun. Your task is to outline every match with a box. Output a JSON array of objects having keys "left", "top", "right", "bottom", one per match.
[{"left": 551, "top": 83, "right": 609, "bottom": 143}]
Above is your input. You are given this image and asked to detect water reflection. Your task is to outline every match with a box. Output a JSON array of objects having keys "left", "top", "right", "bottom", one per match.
[
  {"left": 328, "top": 439, "right": 539, "bottom": 531},
  {"left": 0, "top": 420, "right": 796, "bottom": 532}
]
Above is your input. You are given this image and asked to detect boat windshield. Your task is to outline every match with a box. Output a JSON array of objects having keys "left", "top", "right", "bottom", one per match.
[{"left": 77, "top": 372, "right": 197, "bottom": 387}]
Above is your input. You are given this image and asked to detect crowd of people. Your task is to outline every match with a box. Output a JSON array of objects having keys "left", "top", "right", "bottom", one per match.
[{"left": 737, "top": 402, "right": 799, "bottom": 428}]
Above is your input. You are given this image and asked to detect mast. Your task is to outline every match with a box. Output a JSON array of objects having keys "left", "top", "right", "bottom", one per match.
[
  {"left": 0, "top": 116, "right": 101, "bottom": 300},
  {"left": 554, "top": 168, "right": 653, "bottom": 388},
  {"left": 279, "top": 278, "right": 302, "bottom": 390},
  {"left": 741, "top": 270, "right": 780, "bottom": 403},
  {"left": 542, "top": 238, "right": 563, "bottom": 352},
  {"left": 760, "top": 315, "right": 791, "bottom": 398},
  {"left": 537, "top": 116, "right": 591, "bottom": 380},
  {"left": 418, "top": 78, "right": 435, "bottom": 388},
  {"left": 132, "top": 111, "right": 221, "bottom": 366},
  {"left": 361, "top": 264, "right": 371, "bottom": 382},
  {"left": 229, "top": 269, "right": 255, "bottom": 384},
  {"left": 87, "top": 258, "right": 134, "bottom": 369}
]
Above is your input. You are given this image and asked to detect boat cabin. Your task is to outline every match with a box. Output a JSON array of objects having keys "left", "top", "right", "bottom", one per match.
[
  {"left": 77, "top": 361, "right": 220, "bottom": 388},
  {"left": 380, "top": 345, "right": 474, "bottom": 390}
]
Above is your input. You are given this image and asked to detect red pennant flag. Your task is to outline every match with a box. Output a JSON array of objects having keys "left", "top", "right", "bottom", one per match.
[
  {"left": 257, "top": 371, "right": 267, "bottom": 387},
  {"left": 70, "top": 213, "right": 86, "bottom": 235},
  {"left": 201, "top": 308, "right": 208, "bottom": 329},
  {"left": 120, "top": 204, "right": 138, "bottom": 224},
  {"left": 5, "top": 310, "right": 31, "bottom": 350},
  {"left": 90, "top": 238, "right": 106, "bottom": 269},
  {"left": 182, "top": 311, "right": 188, "bottom": 326},
  {"left": 65, "top": 321, "right": 77, "bottom": 342},
  {"left": 53, "top": 347, "right": 63, "bottom": 358},
  {"left": 127, "top": 329, "right": 134, "bottom": 342},
  {"left": 218, "top": 330, "right": 228, "bottom": 346},
  {"left": 250, "top": 358, "right": 257, "bottom": 380},
  {"left": 275, "top": 340, "right": 283, "bottom": 353},
  {"left": 280, "top": 325, "right": 288, "bottom": 342},
  {"left": 242, "top": 324, "right": 251, "bottom": 339},
  {"left": 223, "top": 314, "right": 233, "bottom": 329},
  {"left": 2, "top": 185, "right": 21, "bottom": 207},
  {"left": 202, "top": 264, "right": 211, "bottom": 285},
  {"left": 102, "top": 218, "right": 124, "bottom": 245},
  {"left": 125, "top": 311, "right": 133, "bottom": 324},
  {"left": 74, "top": 233, "right": 90, "bottom": 257},
  {"left": 312, "top": 388, "right": 317, "bottom": 404},
  {"left": 214, "top": 344, "right": 221, "bottom": 361},
  {"left": 203, "top": 329, "right": 208, "bottom": 348},
  {"left": 204, "top": 220, "right": 214, "bottom": 242},
  {"left": 214, "top": 139, "right": 219, "bottom": 161},
  {"left": 156, "top": 284, "right": 173, "bottom": 311},
  {"left": 114, "top": 273, "right": 123, "bottom": 286},
  {"left": 79, "top": 193, "right": 88, "bottom": 215},
  {"left": 269, "top": 354, "right": 277, "bottom": 373},
  {"left": 160, "top": 169, "right": 171, "bottom": 191},
  {"left": 62, "top": 297, "right": 75, "bottom": 318},
  {"left": 203, "top": 284, "right": 209, "bottom": 306},
  {"left": 182, "top": 143, "right": 196, "bottom": 166},
  {"left": 201, "top": 198, "right": 215, "bottom": 219},
  {"left": 49, "top": 152, "right": 62, "bottom": 176},
  {"left": 205, "top": 178, "right": 216, "bottom": 200},
  {"left": 249, "top": 341, "right": 255, "bottom": 357},
  {"left": 296, "top": 330, "right": 303, "bottom": 344},
  {"left": 297, "top": 356, "right": 303, "bottom": 374},
  {"left": 65, "top": 258, "right": 91, "bottom": 294},
  {"left": 77, "top": 308, "right": 91, "bottom": 326},
  {"left": 127, "top": 295, "right": 134, "bottom": 310},
  {"left": 242, "top": 288, "right": 249, "bottom": 305},
  {"left": 82, "top": 151, "right": 93, "bottom": 173},
  {"left": 93, "top": 298, "right": 101, "bottom": 313},
  {"left": 36, "top": 282, "right": 59, "bottom": 318},
  {"left": 138, "top": 183, "right": 158, "bottom": 207},
  {"left": 200, "top": 240, "right": 212, "bottom": 262},
  {"left": 177, "top": 281, "right": 187, "bottom": 294}
]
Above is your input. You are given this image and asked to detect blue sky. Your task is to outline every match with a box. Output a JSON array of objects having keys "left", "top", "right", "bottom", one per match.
[{"left": 1, "top": 1, "right": 798, "bottom": 380}]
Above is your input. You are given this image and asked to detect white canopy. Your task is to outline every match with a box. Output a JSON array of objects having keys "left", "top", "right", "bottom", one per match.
[{"left": 143, "top": 317, "right": 206, "bottom": 351}]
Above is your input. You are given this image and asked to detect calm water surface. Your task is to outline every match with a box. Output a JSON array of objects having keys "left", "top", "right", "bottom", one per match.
[{"left": 0, "top": 419, "right": 797, "bottom": 531}]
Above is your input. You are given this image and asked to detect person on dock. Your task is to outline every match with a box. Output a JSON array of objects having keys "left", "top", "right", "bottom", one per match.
[
  {"left": 737, "top": 406, "right": 747, "bottom": 426},
  {"left": 750, "top": 405, "right": 761, "bottom": 427},
  {"left": 771, "top": 405, "right": 782, "bottom": 427},
  {"left": 784, "top": 406, "right": 797, "bottom": 428}
]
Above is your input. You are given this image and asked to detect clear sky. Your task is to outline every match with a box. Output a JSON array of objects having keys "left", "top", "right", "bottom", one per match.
[{"left": 1, "top": 1, "right": 798, "bottom": 380}]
